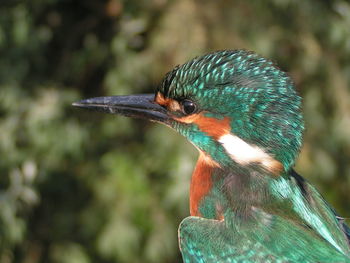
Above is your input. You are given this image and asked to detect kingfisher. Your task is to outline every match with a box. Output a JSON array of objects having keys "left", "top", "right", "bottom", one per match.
[{"left": 73, "top": 50, "right": 350, "bottom": 262}]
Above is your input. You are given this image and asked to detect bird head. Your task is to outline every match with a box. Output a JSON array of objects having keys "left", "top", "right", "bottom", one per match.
[{"left": 74, "top": 50, "right": 304, "bottom": 174}]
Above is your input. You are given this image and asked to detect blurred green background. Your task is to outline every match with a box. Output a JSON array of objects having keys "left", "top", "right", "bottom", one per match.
[{"left": 1, "top": 0, "right": 350, "bottom": 262}]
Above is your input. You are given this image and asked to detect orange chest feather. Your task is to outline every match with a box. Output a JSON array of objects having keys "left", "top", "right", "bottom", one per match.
[{"left": 190, "top": 153, "right": 215, "bottom": 217}]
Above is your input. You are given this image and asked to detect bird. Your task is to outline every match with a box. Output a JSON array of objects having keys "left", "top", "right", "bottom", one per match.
[{"left": 73, "top": 50, "right": 350, "bottom": 262}]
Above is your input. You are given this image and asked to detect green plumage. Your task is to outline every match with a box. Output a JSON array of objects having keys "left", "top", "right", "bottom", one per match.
[{"left": 158, "top": 50, "right": 350, "bottom": 262}]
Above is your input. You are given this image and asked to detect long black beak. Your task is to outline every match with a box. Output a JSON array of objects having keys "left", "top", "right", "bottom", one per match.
[{"left": 72, "top": 94, "right": 169, "bottom": 123}]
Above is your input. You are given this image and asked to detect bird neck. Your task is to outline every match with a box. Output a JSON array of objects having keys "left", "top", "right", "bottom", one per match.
[{"left": 189, "top": 150, "right": 283, "bottom": 220}]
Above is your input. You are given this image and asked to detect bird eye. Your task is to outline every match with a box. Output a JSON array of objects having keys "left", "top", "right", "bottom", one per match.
[{"left": 181, "top": 100, "right": 197, "bottom": 115}]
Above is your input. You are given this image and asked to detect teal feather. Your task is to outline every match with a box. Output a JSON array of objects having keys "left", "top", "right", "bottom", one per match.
[{"left": 157, "top": 50, "right": 350, "bottom": 262}]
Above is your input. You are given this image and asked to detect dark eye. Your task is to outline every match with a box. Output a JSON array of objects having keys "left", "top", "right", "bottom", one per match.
[{"left": 181, "top": 100, "right": 197, "bottom": 115}]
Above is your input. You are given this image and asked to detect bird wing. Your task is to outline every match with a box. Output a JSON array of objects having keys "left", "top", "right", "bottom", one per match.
[
  {"left": 285, "top": 170, "right": 350, "bottom": 255},
  {"left": 179, "top": 212, "right": 350, "bottom": 263}
]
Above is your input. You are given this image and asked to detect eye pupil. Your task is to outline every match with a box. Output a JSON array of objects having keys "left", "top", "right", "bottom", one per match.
[{"left": 182, "top": 100, "right": 196, "bottom": 114}]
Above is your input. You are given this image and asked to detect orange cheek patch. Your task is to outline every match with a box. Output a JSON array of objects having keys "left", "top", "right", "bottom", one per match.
[
  {"left": 175, "top": 113, "right": 231, "bottom": 140},
  {"left": 155, "top": 92, "right": 181, "bottom": 111},
  {"left": 175, "top": 113, "right": 283, "bottom": 175}
]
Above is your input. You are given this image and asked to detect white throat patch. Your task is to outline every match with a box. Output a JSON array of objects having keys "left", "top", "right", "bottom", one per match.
[{"left": 218, "top": 134, "right": 282, "bottom": 172}]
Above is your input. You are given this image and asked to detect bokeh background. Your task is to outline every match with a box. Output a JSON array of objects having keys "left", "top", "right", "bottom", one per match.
[{"left": 1, "top": 0, "right": 350, "bottom": 262}]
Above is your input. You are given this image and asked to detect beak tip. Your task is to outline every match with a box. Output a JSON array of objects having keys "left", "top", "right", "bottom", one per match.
[{"left": 72, "top": 99, "right": 89, "bottom": 108}]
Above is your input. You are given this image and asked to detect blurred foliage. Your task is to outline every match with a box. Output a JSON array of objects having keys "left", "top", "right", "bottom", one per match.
[{"left": 0, "top": 0, "right": 350, "bottom": 262}]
